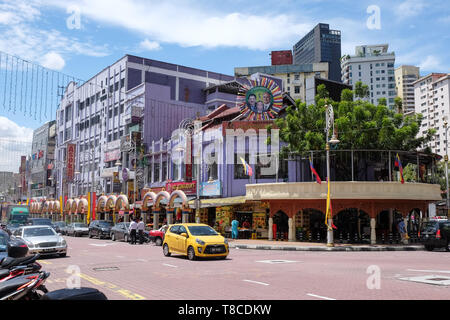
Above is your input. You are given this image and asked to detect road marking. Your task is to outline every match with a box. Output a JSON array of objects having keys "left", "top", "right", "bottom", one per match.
[
  {"left": 37, "top": 260, "right": 52, "bottom": 265},
  {"left": 137, "top": 259, "right": 147, "bottom": 262},
  {"left": 89, "top": 243, "right": 115, "bottom": 247},
  {"left": 243, "top": 279, "right": 270, "bottom": 286},
  {"left": 256, "top": 260, "right": 298, "bottom": 264},
  {"left": 407, "top": 269, "right": 450, "bottom": 274},
  {"left": 163, "top": 263, "right": 178, "bottom": 268},
  {"left": 307, "top": 293, "right": 336, "bottom": 300}
]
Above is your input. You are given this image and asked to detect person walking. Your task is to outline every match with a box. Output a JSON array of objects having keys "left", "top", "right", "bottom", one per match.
[
  {"left": 137, "top": 217, "right": 145, "bottom": 244},
  {"left": 129, "top": 218, "right": 138, "bottom": 245},
  {"left": 272, "top": 216, "right": 278, "bottom": 241},
  {"left": 231, "top": 219, "right": 239, "bottom": 240}
]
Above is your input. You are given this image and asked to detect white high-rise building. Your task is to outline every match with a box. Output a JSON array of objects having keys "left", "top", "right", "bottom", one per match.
[
  {"left": 395, "top": 65, "right": 420, "bottom": 115},
  {"left": 414, "top": 73, "right": 450, "bottom": 156},
  {"left": 341, "top": 44, "right": 396, "bottom": 109}
]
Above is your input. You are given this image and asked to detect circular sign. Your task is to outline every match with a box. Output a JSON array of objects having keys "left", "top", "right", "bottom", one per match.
[
  {"left": 122, "top": 168, "right": 129, "bottom": 182},
  {"left": 237, "top": 77, "right": 283, "bottom": 121}
]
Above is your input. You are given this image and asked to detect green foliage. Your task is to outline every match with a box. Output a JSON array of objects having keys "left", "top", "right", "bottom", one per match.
[
  {"left": 377, "top": 97, "right": 387, "bottom": 106},
  {"left": 273, "top": 89, "right": 436, "bottom": 155},
  {"left": 394, "top": 97, "right": 403, "bottom": 114},
  {"left": 354, "top": 81, "right": 370, "bottom": 99}
]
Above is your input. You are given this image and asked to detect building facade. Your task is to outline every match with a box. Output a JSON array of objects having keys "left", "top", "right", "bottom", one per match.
[
  {"left": 341, "top": 44, "right": 396, "bottom": 109},
  {"left": 395, "top": 65, "right": 420, "bottom": 115},
  {"left": 414, "top": 73, "right": 450, "bottom": 156},
  {"left": 293, "top": 23, "right": 342, "bottom": 82},
  {"left": 30, "top": 121, "right": 56, "bottom": 198},
  {"left": 55, "top": 54, "right": 235, "bottom": 201}
]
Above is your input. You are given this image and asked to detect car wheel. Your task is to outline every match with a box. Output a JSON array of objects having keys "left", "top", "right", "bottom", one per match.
[
  {"left": 425, "top": 245, "right": 434, "bottom": 251},
  {"left": 155, "top": 237, "right": 162, "bottom": 246},
  {"left": 89, "top": 231, "right": 93, "bottom": 238},
  {"left": 187, "top": 246, "right": 196, "bottom": 261},
  {"left": 163, "top": 244, "right": 171, "bottom": 257},
  {"left": 59, "top": 252, "right": 67, "bottom": 258},
  {"left": 124, "top": 234, "right": 128, "bottom": 243},
  {"left": 111, "top": 233, "right": 115, "bottom": 241}
]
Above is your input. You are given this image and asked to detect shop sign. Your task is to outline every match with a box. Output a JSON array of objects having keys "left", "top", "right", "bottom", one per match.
[
  {"left": 101, "top": 167, "right": 119, "bottom": 178},
  {"left": 105, "top": 149, "right": 121, "bottom": 162},
  {"left": 66, "top": 144, "right": 76, "bottom": 181},
  {"left": 166, "top": 181, "right": 196, "bottom": 195},
  {"left": 200, "top": 181, "right": 221, "bottom": 197}
]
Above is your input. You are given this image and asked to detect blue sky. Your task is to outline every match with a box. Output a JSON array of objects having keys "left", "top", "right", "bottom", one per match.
[{"left": 0, "top": 0, "right": 449, "bottom": 135}]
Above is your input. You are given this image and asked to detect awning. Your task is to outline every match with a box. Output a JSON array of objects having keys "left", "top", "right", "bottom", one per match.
[{"left": 188, "top": 196, "right": 247, "bottom": 208}]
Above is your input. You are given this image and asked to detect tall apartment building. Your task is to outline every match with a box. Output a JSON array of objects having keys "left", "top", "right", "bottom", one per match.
[
  {"left": 234, "top": 63, "right": 329, "bottom": 102},
  {"left": 55, "top": 55, "right": 234, "bottom": 199},
  {"left": 395, "top": 65, "right": 420, "bottom": 115},
  {"left": 414, "top": 73, "right": 450, "bottom": 156},
  {"left": 341, "top": 44, "right": 396, "bottom": 109},
  {"left": 293, "top": 23, "right": 341, "bottom": 82}
]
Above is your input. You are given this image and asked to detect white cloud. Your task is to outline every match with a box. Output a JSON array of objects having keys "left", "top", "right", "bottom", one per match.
[
  {"left": 140, "top": 39, "right": 161, "bottom": 51},
  {"left": 0, "top": 117, "right": 33, "bottom": 172},
  {"left": 0, "top": 116, "right": 33, "bottom": 141},
  {"left": 419, "top": 55, "right": 444, "bottom": 72},
  {"left": 44, "top": 0, "right": 313, "bottom": 50},
  {"left": 40, "top": 52, "right": 66, "bottom": 71},
  {"left": 395, "top": 0, "right": 428, "bottom": 19}
]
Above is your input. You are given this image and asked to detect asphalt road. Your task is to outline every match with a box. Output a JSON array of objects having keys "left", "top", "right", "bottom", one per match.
[{"left": 39, "top": 235, "right": 450, "bottom": 300}]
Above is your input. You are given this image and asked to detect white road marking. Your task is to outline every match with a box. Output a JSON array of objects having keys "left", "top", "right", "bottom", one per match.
[
  {"left": 137, "top": 259, "right": 147, "bottom": 262},
  {"left": 89, "top": 243, "right": 115, "bottom": 247},
  {"left": 256, "top": 260, "right": 299, "bottom": 264},
  {"left": 163, "top": 263, "right": 178, "bottom": 268},
  {"left": 243, "top": 279, "right": 270, "bottom": 286},
  {"left": 407, "top": 269, "right": 450, "bottom": 274},
  {"left": 307, "top": 293, "right": 336, "bottom": 300}
]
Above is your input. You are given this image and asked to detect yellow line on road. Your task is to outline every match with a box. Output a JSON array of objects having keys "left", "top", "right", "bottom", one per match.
[
  {"left": 77, "top": 273, "right": 146, "bottom": 300},
  {"left": 37, "top": 260, "right": 52, "bottom": 265}
]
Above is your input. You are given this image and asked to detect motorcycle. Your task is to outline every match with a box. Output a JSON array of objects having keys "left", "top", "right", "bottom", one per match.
[{"left": 0, "top": 238, "right": 107, "bottom": 300}]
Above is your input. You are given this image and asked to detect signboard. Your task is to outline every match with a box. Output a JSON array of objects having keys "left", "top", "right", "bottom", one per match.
[
  {"left": 122, "top": 168, "right": 129, "bottom": 182},
  {"left": 66, "top": 144, "right": 76, "bottom": 181},
  {"left": 107, "top": 140, "right": 121, "bottom": 151},
  {"left": 200, "top": 181, "right": 221, "bottom": 197},
  {"left": 101, "top": 167, "right": 119, "bottom": 178},
  {"left": 166, "top": 181, "right": 196, "bottom": 195},
  {"left": 237, "top": 77, "right": 283, "bottom": 121},
  {"left": 105, "top": 149, "right": 121, "bottom": 162}
]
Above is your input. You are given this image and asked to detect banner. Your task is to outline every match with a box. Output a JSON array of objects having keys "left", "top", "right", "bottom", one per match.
[{"left": 66, "top": 144, "right": 76, "bottom": 181}]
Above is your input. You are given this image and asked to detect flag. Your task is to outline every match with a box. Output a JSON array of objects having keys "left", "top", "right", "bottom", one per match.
[
  {"left": 325, "top": 176, "right": 331, "bottom": 229},
  {"left": 394, "top": 153, "right": 404, "bottom": 184},
  {"left": 240, "top": 157, "right": 253, "bottom": 177},
  {"left": 309, "top": 156, "right": 322, "bottom": 184}
]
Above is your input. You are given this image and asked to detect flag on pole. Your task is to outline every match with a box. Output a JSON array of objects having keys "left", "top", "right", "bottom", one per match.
[
  {"left": 240, "top": 157, "right": 253, "bottom": 177},
  {"left": 309, "top": 156, "right": 322, "bottom": 184},
  {"left": 394, "top": 153, "right": 404, "bottom": 184},
  {"left": 325, "top": 176, "right": 331, "bottom": 229}
]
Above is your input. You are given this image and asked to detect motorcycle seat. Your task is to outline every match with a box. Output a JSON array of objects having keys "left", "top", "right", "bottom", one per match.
[
  {"left": 0, "top": 269, "right": 10, "bottom": 279},
  {"left": 41, "top": 287, "right": 108, "bottom": 300},
  {"left": 0, "top": 275, "right": 30, "bottom": 299},
  {"left": 0, "top": 254, "right": 39, "bottom": 269}
]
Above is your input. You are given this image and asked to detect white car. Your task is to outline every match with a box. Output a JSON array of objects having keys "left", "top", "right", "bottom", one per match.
[{"left": 13, "top": 225, "right": 67, "bottom": 257}]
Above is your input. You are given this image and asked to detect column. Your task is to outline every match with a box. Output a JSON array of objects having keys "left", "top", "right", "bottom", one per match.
[
  {"left": 167, "top": 211, "right": 173, "bottom": 225},
  {"left": 153, "top": 211, "right": 159, "bottom": 230},
  {"left": 182, "top": 210, "right": 189, "bottom": 223},
  {"left": 268, "top": 217, "right": 273, "bottom": 241},
  {"left": 288, "top": 217, "right": 294, "bottom": 242},
  {"left": 370, "top": 218, "right": 377, "bottom": 245}
]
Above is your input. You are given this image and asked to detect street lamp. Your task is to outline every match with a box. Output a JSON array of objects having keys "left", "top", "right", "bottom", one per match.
[
  {"left": 325, "top": 104, "right": 340, "bottom": 247},
  {"left": 444, "top": 119, "right": 449, "bottom": 219}
]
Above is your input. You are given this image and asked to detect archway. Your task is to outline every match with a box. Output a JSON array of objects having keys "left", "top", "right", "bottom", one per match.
[
  {"left": 407, "top": 208, "right": 422, "bottom": 243},
  {"left": 273, "top": 210, "right": 289, "bottom": 241},
  {"left": 304, "top": 209, "right": 326, "bottom": 242},
  {"left": 375, "top": 209, "right": 403, "bottom": 244},
  {"left": 106, "top": 195, "right": 117, "bottom": 223},
  {"left": 334, "top": 208, "right": 371, "bottom": 244},
  {"left": 96, "top": 195, "right": 108, "bottom": 220}
]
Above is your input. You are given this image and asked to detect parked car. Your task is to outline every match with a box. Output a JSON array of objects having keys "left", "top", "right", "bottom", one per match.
[
  {"left": 149, "top": 225, "right": 168, "bottom": 246},
  {"left": 0, "top": 229, "right": 10, "bottom": 260},
  {"left": 88, "top": 220, "right": 114, "bottom": 239},
  {"left": 28, "top": 218, "right": 54, "bottom": 227},
  {"left": 110, "top": 222, "right": 150, "bottom": 243},
  {"left": 163, "top": 223, "right": 229, "bottom": 260},
  {"left": 12, "top": 225, "right": 67, "bottom": 257},
  {"left": 66, "top": 223, "right": 89, "bottom": 237},
  {"left": 420, "top": 218, "right": 450, "bottom": 251},
  {"left": 53, "top": 221, "right": 67, "bottom": 234}
]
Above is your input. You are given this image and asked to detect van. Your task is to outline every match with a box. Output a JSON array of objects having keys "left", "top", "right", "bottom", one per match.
[{"left": 419, "top": 219, "right": 450, "bottom": 251}]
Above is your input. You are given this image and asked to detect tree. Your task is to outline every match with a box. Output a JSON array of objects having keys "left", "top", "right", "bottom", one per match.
[
  {"left": 377, "top": 97, "right": 387, "bottom": 106},
  {"left": 394, "top": 97, "right": 403, "bottom": 114},
  {"left": 269, "top": 87, "right": 436, "bottom": 156},
  {"left": 354, "top": 81, "right": 370, "bottom": 99}
]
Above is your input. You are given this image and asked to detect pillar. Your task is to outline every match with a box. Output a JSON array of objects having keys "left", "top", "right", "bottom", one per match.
[
  {"left": 167, "top": 211, "right": 173, "bottom": 225},
  {"left": 370, "top": 218, "right": 377, "bottom": 245},
  {"left": 268, "top": 217, "right": 273, "bottom": 240},
  {"left": 153, "top": 212, "right": 159, "bottom": 230},
  {"left": 288, "top": 217, "right": 294, "bottom": 242},
  {"left": 182, "top": 210, "right": 189, "bottom": 223}
]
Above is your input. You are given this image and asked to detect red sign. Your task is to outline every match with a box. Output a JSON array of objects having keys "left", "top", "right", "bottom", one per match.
[
  {"left": 66, "top": 144, "right": 76, "bottom": 181},
  {"left": 166, "top": 181, "right": 196, "bottom": 195}
]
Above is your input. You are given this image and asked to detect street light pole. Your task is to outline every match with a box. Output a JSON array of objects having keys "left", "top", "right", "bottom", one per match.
[{"left": 444, "top": 120, "right": 449, "bottom": 219}]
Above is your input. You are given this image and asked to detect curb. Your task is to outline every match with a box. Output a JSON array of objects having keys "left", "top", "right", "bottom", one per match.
[{"left": 229, "top": 244, "right": 424, "bottom": 252}]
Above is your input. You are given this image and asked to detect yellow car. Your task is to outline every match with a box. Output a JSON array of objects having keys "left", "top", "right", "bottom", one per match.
[{"left": 162, "top": 223, "right": 229, "bottom": 260}]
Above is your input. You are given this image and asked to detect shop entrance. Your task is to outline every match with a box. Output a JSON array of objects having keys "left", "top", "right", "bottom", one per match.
[
  {"left": 307, "top": 209, "right": 326, "bottom": 242},
  {"left": 208, "top": 207, "right": 216, "bottom": 227},
  {"left": 273, "top": 210, "right": 289, "bottom": 240},
  {"left": 334, "top": 209, "right": 370, "bottom": 244}
]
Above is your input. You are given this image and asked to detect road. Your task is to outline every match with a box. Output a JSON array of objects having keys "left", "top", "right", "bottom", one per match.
[{"left": 40, "top": 235, "right": 450, "bottom": 300}]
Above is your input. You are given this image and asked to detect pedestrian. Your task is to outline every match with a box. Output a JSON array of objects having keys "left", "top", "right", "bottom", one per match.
[
  {"left": 137, "top": 217, "right": 145, "bottom": 244},
  {"left": 231, "top": 219, "right": 239, "bottom": 240},
  {"left": 129, "top": 218, "right": 138, "bottom": 245},
  {"left": 272, "top": 216, "right": 278, "bottom": 241},
  {"left": 397, "top": 219, "right": 407, "bottom": 243}
]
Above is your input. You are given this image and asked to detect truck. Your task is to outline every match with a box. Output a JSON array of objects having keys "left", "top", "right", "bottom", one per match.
[{"left": 1, "top": 203, "right": 30, "bottom": 225}]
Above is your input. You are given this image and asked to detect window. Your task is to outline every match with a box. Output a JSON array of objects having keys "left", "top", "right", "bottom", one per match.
[
  {"left": 294, "top": 86, "right": 300, "bottom": 94},
  {"left": 294, "top": 74, "right": 300, "bottom": 80},
  {"left": 154, "top": 162, "right": 160, "bottom": 182}
]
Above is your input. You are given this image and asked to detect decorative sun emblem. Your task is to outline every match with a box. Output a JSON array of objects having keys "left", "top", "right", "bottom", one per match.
[{"left": 237, "top": 77, "right": 283, "bottom": 120}]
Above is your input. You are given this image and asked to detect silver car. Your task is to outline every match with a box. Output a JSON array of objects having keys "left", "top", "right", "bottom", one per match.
[
  {"left": 66, "top": 223, "right": 89, "bottom": 237},
  {"left": 13, "top": 225, "right": 67, "bottom": 257}
]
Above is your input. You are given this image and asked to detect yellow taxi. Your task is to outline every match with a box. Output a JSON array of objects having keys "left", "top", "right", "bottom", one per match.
[{"left": 162, "top": 223, "right": 229, "bottom": 260}]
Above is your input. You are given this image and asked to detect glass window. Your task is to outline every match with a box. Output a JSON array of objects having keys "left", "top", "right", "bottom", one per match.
[
  {"left": 170, "top": 226, "right": 180, "bottom": 234},
  {"left": 187, "top": 226, "right": 218, "bottom": 236}
]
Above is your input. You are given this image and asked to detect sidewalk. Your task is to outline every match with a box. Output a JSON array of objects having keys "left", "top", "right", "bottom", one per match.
[{"left": 227, "top": 239, "right": 424, "bottom": 251}]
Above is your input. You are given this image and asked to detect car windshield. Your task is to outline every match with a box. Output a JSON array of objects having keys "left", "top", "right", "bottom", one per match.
[
  {"left": 10, "top": 215, "right": 28, "bottom": 223},
  {"left": 422, "top": 222, "right": 439, "bottom": 232},
  {"left": 24, "top": 227, "right": 56, "bottom": 237},
  {"left": 187, "top": 226, "right": 218, "bottom": 236},
  {"left": 98, "top": 221, "right": 113, "bottom": 227},
  {"left": 55, "top": 222, "right": 66, "bottom": 227},
  {"left": 74, "top": 223, "right": 88, "bottom": 228},
  {"left": 0, "top": 233, "right": 7, "bottom": 252},
  {"left": 31, "top": 219, "right": 52, "bottom": 225}
]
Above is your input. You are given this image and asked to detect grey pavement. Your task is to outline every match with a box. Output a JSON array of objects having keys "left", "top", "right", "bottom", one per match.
[{"left": 228, "top": 239, "right": 425, "bottom": 251}]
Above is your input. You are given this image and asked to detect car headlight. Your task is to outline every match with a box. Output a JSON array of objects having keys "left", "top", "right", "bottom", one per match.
[
  {"left": 224, "top": 239, "right": 228, "bottom": 245},
  {"left": 196, "top": 238, "right": 205, "bottom": 246},
  {"left": 26, "top": 241, "right": 35, "bottom": 248},
  {"left": 58, "top": 238, "right": 66, "bottom": 246}
]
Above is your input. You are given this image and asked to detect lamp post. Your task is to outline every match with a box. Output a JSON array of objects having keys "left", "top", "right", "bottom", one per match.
[
  {"left": 325, "top": 104, "right": 340, "bottom": 247},
  {"left": 444, "top": 120, "right": 449, "bottom": 219},
  {"left": 76, "top": 148, "right": 96, "bottom": 224}
]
